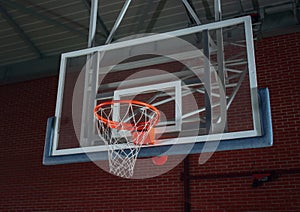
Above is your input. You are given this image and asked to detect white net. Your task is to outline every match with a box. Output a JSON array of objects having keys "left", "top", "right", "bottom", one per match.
[{"left": 94, "top": 100, "right": 160, "bottom": 178}]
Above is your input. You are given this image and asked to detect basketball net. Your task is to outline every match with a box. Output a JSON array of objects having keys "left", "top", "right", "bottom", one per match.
[{"left": 94, "top": 100, "right": 160, "bottom": 178}]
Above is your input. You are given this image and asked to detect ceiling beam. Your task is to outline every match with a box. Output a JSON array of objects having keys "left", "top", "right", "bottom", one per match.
[
  {"left": 238, "top": 0, "right": 245, "bottom": 13},
  {"left": 82, "top": 0, "right": 109, "bottom": 37},
  {"left": 182, "top": 0, "right": 202, "bottom": 25},
  {"left": 0, "top": 0, "right": 88, "bottom": 40},
  {"left": 22, "top": 0, "right": 106, "bottom": 40},
  {"left": 251, "top": 0, "right": 260, "bottom": 12},
  {"left": 134, "top": 0, "right": 154, "bottom": 34},
  {"left": 87, "top": 0, "right": 98, "bottom": 47},
  {"left": 145, "top": 0, "right": 167, "bottom": 33},
  {"left": 105, "top": 0, "right": 132, "bottom": 44},
  {"left": 201, "top": 0, "right": 214, "bottom": 21},
  {"left": 0, "top": 4, "right": 43, "bottom": 58}
]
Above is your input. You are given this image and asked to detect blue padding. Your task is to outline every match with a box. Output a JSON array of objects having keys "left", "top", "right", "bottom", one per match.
[
  {"left": 43, "top": 88, "right": 273, "bottom": 165},
  {"left": 43, "top": 118, "right": 108, "bottom": 165}
]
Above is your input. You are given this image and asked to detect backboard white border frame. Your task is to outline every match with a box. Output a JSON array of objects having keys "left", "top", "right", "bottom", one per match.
[
  {"left": 114, "top": 80, "right": 182, "bottom": 133},
  {"left": 51, "top": 16, "right": 261, "bottom": 156}
]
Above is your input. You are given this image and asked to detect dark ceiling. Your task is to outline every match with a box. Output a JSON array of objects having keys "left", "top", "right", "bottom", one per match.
[{"left": 0, "top": 0, "right": 299, "bottom": 83}]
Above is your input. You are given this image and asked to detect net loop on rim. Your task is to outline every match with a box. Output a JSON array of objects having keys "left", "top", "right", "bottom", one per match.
[{"left": 94, "top": 100, "right": 160, "bottom": 178}]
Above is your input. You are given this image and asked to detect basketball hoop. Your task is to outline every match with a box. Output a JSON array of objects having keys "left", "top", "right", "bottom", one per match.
[{"left": 94, "top": 100, "right": 160, "bottom": 178}]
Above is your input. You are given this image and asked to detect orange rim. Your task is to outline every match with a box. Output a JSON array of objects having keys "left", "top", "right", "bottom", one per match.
[{"left": 94, "top": 100, "right": 160, "bottom": 131}]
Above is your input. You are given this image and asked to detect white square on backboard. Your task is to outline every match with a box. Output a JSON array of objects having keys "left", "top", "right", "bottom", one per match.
[{"left": 113, "top": 80, "right": 182, "bottom": 133}]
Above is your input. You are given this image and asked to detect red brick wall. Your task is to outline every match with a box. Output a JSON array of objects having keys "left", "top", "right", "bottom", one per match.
[{"left": 0, "top": 32, "right": 300, "bottom": 211}]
